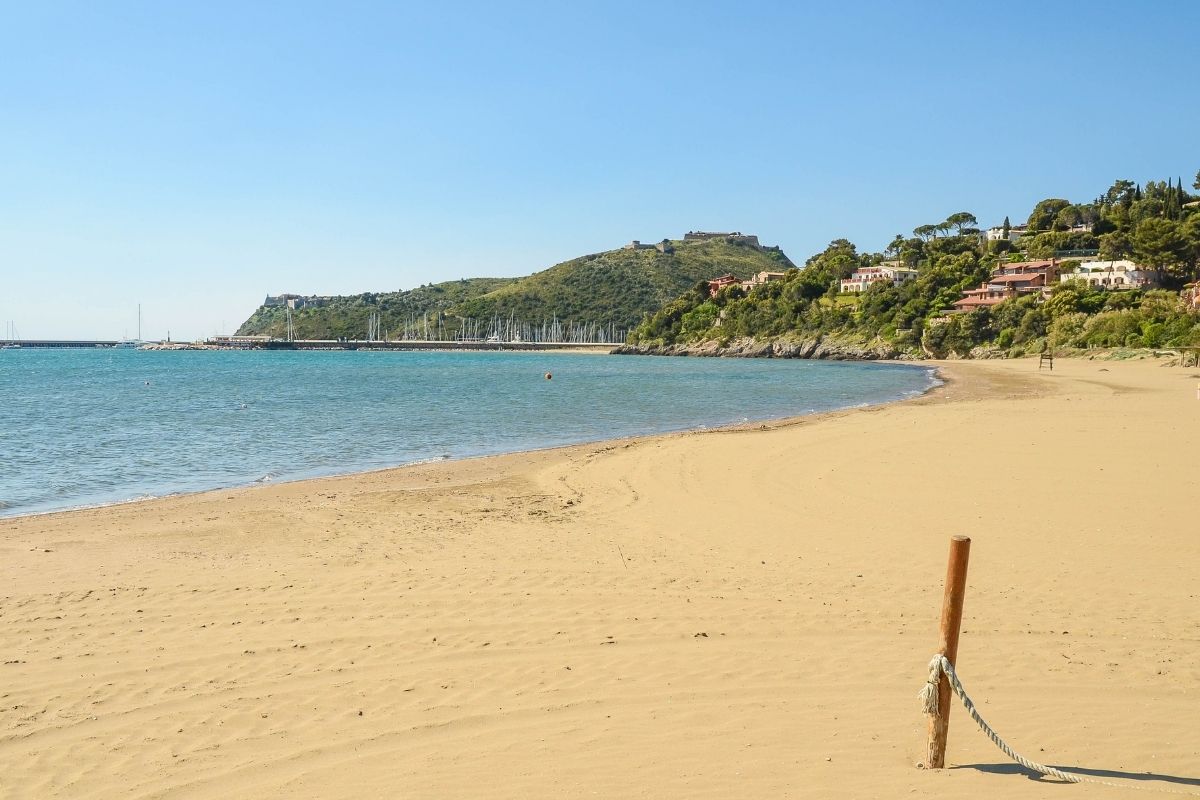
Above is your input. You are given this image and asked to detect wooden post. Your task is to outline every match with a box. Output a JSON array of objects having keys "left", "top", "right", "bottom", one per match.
[{"left": 925, "top": 535, "right": 971, "bottom": 769}]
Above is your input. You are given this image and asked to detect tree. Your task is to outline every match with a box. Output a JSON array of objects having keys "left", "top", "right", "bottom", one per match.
[
  {"left": 1099, "top": 230, "right": 1133, "bottom": 261},
  {"left": 1027, "top": 198, "right": 1071, "bottom": 232},
  {"left": 1165, "top": 178, "right": 1183, "bottom": 220},
  {"left": 1023, "top": 233, "right": 1059, "bottom": 259},
  {"left": 1181, "top": 214, "right": 1200, "bottom": 280},
  {"left": 1002, "top": 216, "right": 1011, "bottom": 238},
  {"left": 1193, "top": 170, "right": 1199, "bottom": 191},
  {"left": 1131, "top": 218, "right": 1187, "bottom": 284},
  {"left": 1053, "top": 205, "right": 1084, "bottom": 231},
  {"left": 945, "top": 212, "right": 979, "bottom": 235},
  {"left": 1104, "top": 179, "right": 1136, "bottom": 207},
  {"left": 913, "top": 224, "right": 937, "bottom": 241}
]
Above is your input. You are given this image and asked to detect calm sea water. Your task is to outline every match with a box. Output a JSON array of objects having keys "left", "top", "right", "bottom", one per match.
[{"left": 0, "top": 349, "right": 937, "bottom": 518}]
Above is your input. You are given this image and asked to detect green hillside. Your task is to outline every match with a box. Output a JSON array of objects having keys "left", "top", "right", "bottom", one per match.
[
  {"left": 236, "top": 277, "right": 517, "bottom": 341},
  {"left": 628, "top": 172, "right": 1200, "bottom": 358},
  {"left": 235, "top": 237, "right": 794, "bottom": 340},
  {"left": 455, "top": 238, "right": 792, "bottom": 328}
]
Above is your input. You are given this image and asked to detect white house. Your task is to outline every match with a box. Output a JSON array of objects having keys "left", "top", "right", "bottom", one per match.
[
  {"left": 839, "top": 264, "right": 918, "bottom": 293},
  {"left": 741, "top": 271, "right": 788, "bottom": 290},
  {"left": 1059, "top": 260, "right": 1155, "bottom": 290},
  {"left": 985, "top": 224, "right": 1027, "bottom": 242}
]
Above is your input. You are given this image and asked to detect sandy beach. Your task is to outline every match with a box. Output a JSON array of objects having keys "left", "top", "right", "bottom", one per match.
[{"left": 2, "top": 357, "right": 1198, "bottom": 799}]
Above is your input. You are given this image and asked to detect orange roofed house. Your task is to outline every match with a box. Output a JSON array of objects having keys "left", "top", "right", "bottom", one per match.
[
  {"left": 952, "top": 260, "right": 1058, "bottom": 312},
  {"left": 706, "top": 274, "right": 740, "bottom": 297}
]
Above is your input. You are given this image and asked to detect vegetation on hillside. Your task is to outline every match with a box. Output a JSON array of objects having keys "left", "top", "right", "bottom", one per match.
[
  {"left": 454, "top": 238, "right": 791, "bottom": 328},
  {"left": 236, "top": 238, "right": 793, "bottom": 341},
  {"left": 237, "top": 278, "right": 517, "bottom": 341},
  {"left": 630, "top": 174, "right": 1200, "bottom": 357}
]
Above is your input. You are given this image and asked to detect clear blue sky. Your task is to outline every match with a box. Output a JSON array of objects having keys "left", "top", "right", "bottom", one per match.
[{"left": 3, "top": 1, "right": 1197, "bottom": 340}]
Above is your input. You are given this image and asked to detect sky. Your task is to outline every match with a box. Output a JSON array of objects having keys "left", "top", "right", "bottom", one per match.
[{"left": 2, "top": 1, "right": 1198, "bottom": 340}]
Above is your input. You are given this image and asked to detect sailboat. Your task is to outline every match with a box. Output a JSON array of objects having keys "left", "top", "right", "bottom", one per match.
[
  {"left": 114, "top": 305, "right": 144, "bottom": 349},
  {"left": 2, "top": 321, "right": 20, "bottom": 349}
]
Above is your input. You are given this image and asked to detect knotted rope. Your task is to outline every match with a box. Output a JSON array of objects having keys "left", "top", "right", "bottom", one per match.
[
  {"left": 920, "top": 654, "right": 1083, "bottom": 783},
  {"left": 919, "top": 654, "right": 1199, "bottom": 794}
]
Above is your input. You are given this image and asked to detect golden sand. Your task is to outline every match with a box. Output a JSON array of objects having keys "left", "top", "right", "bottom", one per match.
[{"left": 2, "top": 358, "right": 1198, "bottom": 798}]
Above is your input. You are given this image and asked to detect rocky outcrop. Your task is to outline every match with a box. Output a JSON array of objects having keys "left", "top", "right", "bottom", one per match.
[
  {"left": 613, "top": 335, "right": 917, "bottom": 361},
  {"left": 967, "top": 345, "right": 1007, "bottom": 360}
]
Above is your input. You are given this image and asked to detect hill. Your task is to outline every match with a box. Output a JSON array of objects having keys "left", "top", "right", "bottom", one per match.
[
  {"left": 627, "top": 174, "right": 1200, "bottom": 359},
  {"left": 236, "top": 278, "right": 516, "bottom": 341},
  {"left": 235, "top": 236, "right": 794, "bottom": 341}
]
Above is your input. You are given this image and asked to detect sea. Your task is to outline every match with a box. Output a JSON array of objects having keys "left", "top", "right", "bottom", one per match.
[{"left": 0, "top": 349, "right": 938, "bottom": 518}]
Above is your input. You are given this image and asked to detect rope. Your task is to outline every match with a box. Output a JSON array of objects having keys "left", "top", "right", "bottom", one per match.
[{"left": 919, "top": 654, "right": 1200, "bottom": 794}]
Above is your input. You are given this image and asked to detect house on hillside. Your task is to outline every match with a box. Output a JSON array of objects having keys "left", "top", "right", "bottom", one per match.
[
  {"left": 952, "top": 285, "right": 1014, "bottom": 311},
  {"left": 839, "top": 264, "right": 918, "bottom": 293},
  {"left": 993, "top": 259, "right": 1059, "bottom": 281},
  {"left": 1060, "top": 259, "right": 1156, "bottom": 290},
  {"left": 952, "top": 260, "right": 1057, "bottom": 312},
  {"left": 985, "top": 224, "right": 1028, "bottom": 242},
  {"left": 707, "top": 274, "right": 740, "bottom": 297},
  {"left": 741, "top": 271, "right": 787, "bottom": 291}
]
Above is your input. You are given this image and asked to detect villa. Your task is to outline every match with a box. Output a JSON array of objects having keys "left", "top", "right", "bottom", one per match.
[
  {"left": 706, "top": 274, "right": 740, "bottom": 297},
  {"left": 985, "top": 224, "right": 1027, "bottom": 242},
  {"left": 741, "top": 271, "right": 787, "bottom": 290},
  {"left": 839, "top": 264, "right": 918, "bottom": 293},
  {"left": 952, "top": 260, "right": 1058, "bottom": 312},
  {"left": 1059, "top": 259, "right": 1155, "bottom": 290},
  {"left": 993, "top": 259, "right": 1059, "bottom": 280}
]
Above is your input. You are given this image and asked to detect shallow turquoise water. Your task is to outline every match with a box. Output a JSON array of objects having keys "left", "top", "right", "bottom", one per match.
[{"left": 0, "top": 349, "right": 936, "bottom": 517}]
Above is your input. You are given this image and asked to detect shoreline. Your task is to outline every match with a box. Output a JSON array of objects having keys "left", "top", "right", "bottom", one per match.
[
  {"left": 4, "top": 357, "right": 1197, "bottom": 798},
  {"left": 0, "top": 360, "right": 940, "bottom": 523}
]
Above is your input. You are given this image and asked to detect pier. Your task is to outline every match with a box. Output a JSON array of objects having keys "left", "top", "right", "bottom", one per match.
[
  {"left": 1, "top": 339, "right": 123, "bottom": 349},
  {"left": 2, "top": 339, "right": 621, "bottom": 352},
  {"left": 250, "top": 339, "right": 619, "bottom": 352}
]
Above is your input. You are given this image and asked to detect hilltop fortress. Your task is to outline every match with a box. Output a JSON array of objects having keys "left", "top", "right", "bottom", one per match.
[
  {"left": 262, "top": 293, "right": 328, "bottom": 309},
  {"left": 683, "top": 231, "right": 760, "bottom": 247},
  {"left": 624, "top": 231, "right": 777, "bottom": 253}
]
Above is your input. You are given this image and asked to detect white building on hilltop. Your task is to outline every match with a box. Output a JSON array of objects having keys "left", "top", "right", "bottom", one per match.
[
  {"left": 986, "top": 224, "right": 1028, "bottom": 242},
  {"left": 1059, "top": 260, "right": 1156, "bottom": 290}
]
